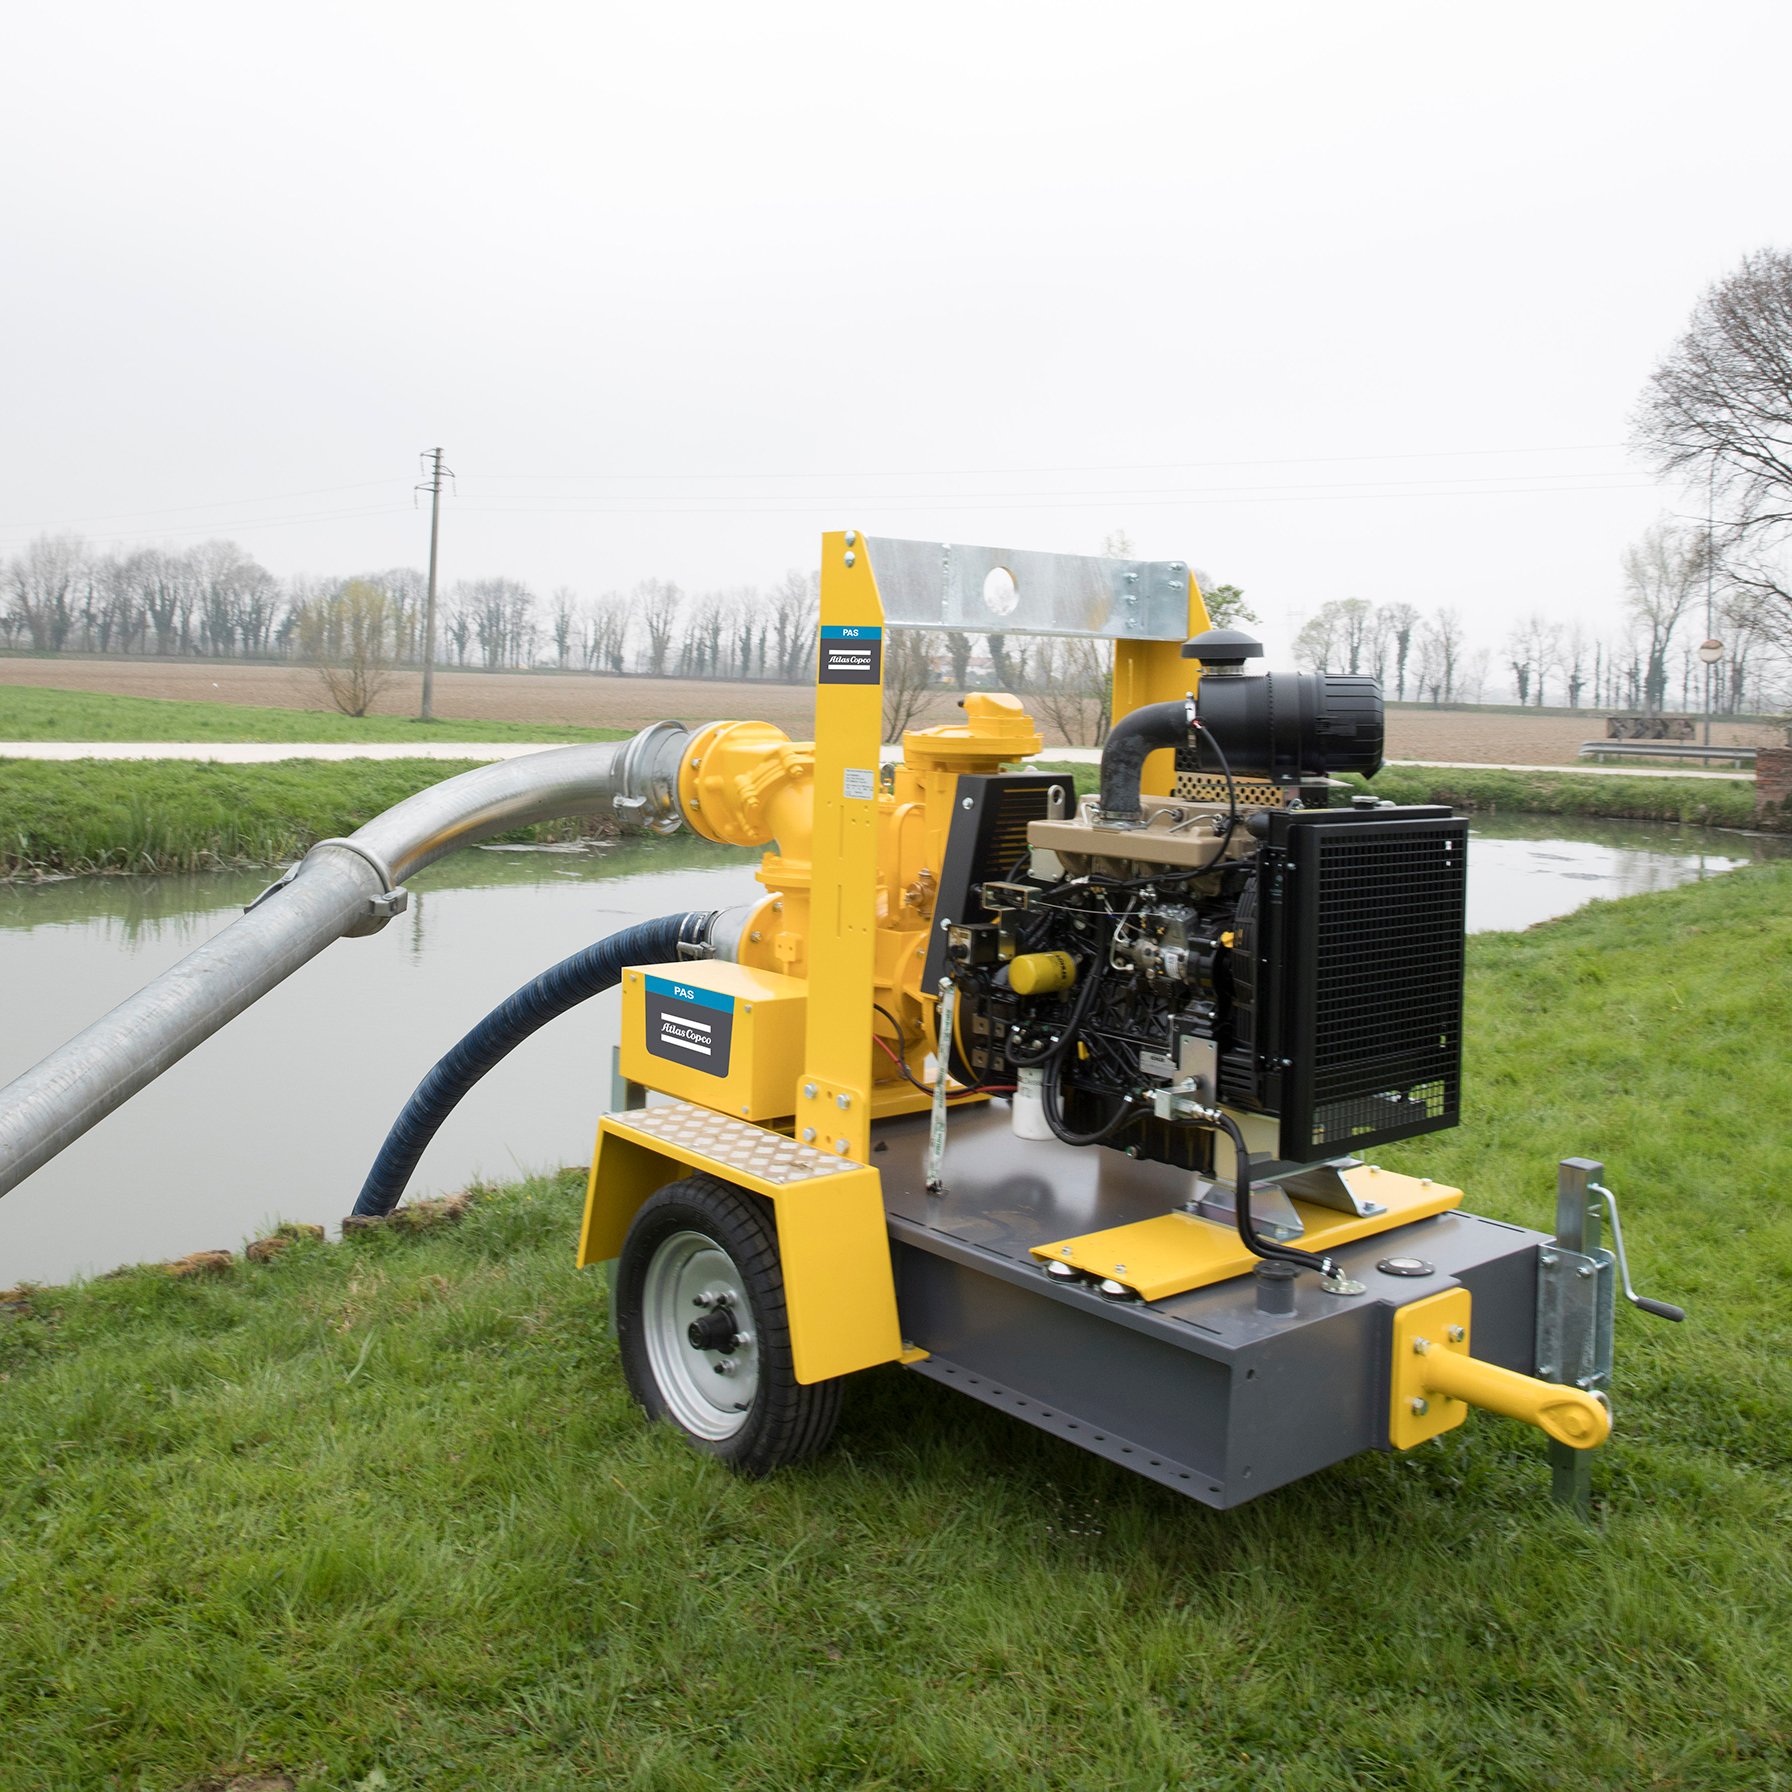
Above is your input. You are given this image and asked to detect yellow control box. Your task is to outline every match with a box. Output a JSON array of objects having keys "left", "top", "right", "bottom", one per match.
[{"left": 619, "top": 961, "right": 808, "bottom": 1120}]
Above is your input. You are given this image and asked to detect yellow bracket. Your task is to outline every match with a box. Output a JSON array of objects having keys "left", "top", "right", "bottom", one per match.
[
  {"left": 1033, "top": 1165, "right": 1461, "bottom": 1301},
  {"left": 1389, "top": 1288, "right": 1612, "bottom": 1452}
]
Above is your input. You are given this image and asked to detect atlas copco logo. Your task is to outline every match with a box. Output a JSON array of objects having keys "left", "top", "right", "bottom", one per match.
[
  {"left": 819, "top": 624, "right": 882, "bottom": 685},
  {"left": 643, "top": 975, "right": 735, "bottom": 1077}
]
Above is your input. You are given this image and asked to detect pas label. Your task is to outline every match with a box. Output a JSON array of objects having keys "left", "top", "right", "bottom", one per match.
[
  {"left": 643, "top": 974, "right": 734, "bottom": 1077},
  {"left": 819, "top": 624, "right": 882, "bottom": 685}
]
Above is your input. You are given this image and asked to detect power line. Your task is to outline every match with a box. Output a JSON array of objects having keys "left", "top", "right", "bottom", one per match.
[
  {"left": 451, "top": 479, "right": 1660, "bottom": 519},
  {"left": 471, "top": 441, "right": 1631, "bottom": 482},
  {"left": 452, "top": 467, "right": 1645, "bottom": 507},
  {"left": 0, "top": 479, "right": 409, "bottom": 532},
  {"left": 0, "top": 502, "right": 416, "bottom": 550}
]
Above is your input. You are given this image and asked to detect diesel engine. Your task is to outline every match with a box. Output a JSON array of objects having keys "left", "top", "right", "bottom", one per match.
[{"left": 928, "top": 631, "right": 1469, "bottom": 1192}]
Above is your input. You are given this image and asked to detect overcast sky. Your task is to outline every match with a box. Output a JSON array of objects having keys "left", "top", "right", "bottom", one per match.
[{"left": 3, "top": 0, "right": 1787, "bottom": 660}]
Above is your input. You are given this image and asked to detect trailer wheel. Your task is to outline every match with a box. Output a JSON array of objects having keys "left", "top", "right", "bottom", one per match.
[{"left": 615, "top": 1173, "right": 842, "bottom": 1476}]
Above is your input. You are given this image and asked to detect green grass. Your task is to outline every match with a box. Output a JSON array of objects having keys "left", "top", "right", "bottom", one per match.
[
  {"left": 0, "top": 685, "right": 619, "bottom": 745},
  {"left": 1, "top": 866, "right": 1789, "bottom": 1790},
  {"left": 0, "top": 759, "right": 623, "bottom": 877},
  {"left": 1349, "top": 764, "right": 1758, "bottom": 828},
  {"left": 1032, "top": 759, "right": 1762, "bottom": 830}
]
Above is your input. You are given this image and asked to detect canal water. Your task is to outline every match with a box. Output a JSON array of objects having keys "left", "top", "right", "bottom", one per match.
[{"left": 0, "top": 818, "right": 1780, "bottom": 1286}]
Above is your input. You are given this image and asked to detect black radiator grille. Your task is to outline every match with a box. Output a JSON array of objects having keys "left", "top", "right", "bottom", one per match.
[{"left": 1285, "top": 815, "right": 1466, "bottom": 1155}]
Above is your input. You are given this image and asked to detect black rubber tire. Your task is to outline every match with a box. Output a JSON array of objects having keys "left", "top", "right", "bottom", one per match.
[{"left": 615, "top": 1174, "right": 843, "bottom": 1476}]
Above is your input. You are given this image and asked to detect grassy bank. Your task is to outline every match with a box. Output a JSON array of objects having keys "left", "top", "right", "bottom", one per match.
[
  {"left": 1, "top": 866, "right": 1788, "bottom": 1790},
  {"left": 1350, "top": 762, "right": 1758, "bottom": 828},
  {"left": 0, "top": 759, "right": 619, "bottom": 877},
  {"left": 0, "top": 685, "right": 619, "bottom": 745},
  {"left": 1035, "top": 758, "right": 1761, "bottom": 829}
]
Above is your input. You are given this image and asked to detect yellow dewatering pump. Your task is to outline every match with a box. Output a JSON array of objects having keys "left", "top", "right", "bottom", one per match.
[
  {"left": 577, "top": 531, "right": 1673, "bottom": 1509},
  {"left": 676, "top": 691, "right": 1043, "bottom": 1103}
]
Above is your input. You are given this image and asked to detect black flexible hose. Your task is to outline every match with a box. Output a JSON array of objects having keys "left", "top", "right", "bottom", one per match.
[
  {"left": 1210, "top": 1108, "right": 1335, "bottom": 1279},
  {"left": 351, "top": 911, "right": 710, "bottom": 1218}
]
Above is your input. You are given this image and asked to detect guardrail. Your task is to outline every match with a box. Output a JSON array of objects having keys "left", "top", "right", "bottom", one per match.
[{"left": 1578, "top": 741, "right": 1757, "bottom": 768}]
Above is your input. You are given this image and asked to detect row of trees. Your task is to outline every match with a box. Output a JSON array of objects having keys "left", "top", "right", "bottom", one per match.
[
  {"left": 0, "top": 536, "right": 827, "bottom": 684},
  {"left": 1290, "top": 519, "right": 1787, "bottom": 714}
]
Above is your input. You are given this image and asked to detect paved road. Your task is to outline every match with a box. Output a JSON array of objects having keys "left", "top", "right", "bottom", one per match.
[{"left": 0, "top": 741, "right": 1755, "bottom": 781}]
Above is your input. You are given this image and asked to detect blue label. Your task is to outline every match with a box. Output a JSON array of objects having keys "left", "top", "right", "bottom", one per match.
[
  {"left": 644, "top": 975, "right": 735, "bottom": 1014},
  {"left": 821, "top": 624, "right": 883, "bottom": 640}
]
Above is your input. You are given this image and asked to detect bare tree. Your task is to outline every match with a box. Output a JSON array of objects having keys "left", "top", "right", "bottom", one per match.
[
  {"left": 768, "top": 569, "right": 817, "bottom": 681},
  {"left": 1506, "top": 612, "right": 1563, "bottom": 706},
  {"left": 1380, "top": 602, "right": 1420, "bottom": 698},
  {"left": 1621, "top": 521, "right": 1705, "bottom": 713},
  {"left": 882, "top": 627, "right": 939, "bottom": 739},
  {"left": 985, "top": 631, "right": 1032, "bottom": 693},
  {"left": 370, "top": 566, "right": 427, "bottom": 664},
  {"left": 6, "top": 534, "right": 85, "bottom": 650},
  {"left": 133, "top": 547, "right": 200, "bottom": 655},
  {"left": 682, "top": 589, "right": 731, "bottom": 677},
  {"left": 1562, "top": 625, "right": 1589, "bottom": 709},
  {"left": 1635, "top": 247, "right": 1792, "bottom": 645},
  {"left": 1293, "top": 605, "right": 1343, "bottom": 672},
  {"left": 1028, "top": 635, "right": 1113, "bottom": 745},
  {"left": 297, "top": 579, "right": 396, "bottom": 716},
  {"left": 586, "top": 592, "right": 629, "bottom": 674},
  {"left": 1418, "top": 608, "right": 1464, "bottom": 703},
  {"left": 636, "top": 578, "right": 682, "bottom": 677},
  {"left": 550, "top": 586, "right": 578, "bottom": 669},
  {"left": 943, "top": 631, "right": 974, "bottom": 689}
]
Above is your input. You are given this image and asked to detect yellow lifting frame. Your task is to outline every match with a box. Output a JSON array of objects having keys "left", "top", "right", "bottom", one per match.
[
  {"left": 791, "top": 529, "right": 885, "bottom": 1163},
  {"left": 1113, "top": 570, "right": 1214, "bottom": 799}
]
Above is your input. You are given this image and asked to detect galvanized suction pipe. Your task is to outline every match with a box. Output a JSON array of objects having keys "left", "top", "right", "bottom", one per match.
[{"left": 0, "top": 723, "right": 691, "bottom": 1199}]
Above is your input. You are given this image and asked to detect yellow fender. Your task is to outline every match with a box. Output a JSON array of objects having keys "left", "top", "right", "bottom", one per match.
[{"left": 578, "top": 1105, "right": 903, "bottom": 1385}]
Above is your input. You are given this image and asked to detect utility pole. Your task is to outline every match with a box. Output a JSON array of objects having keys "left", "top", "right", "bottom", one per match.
[
  {"left": 417, "top": 447, "right": 452, "bottom": 722},
  {"left": 1703, "top": 458, "right": 1715, "bottom": 748}
]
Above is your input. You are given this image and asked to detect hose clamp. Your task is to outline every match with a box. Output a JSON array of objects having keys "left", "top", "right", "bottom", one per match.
[{"left": 306, "top": 837, "right": 409, "bottom": 934}]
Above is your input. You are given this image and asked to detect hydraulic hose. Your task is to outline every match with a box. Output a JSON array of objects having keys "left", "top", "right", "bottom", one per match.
[
  {"left": 1210, "top": 1108, "right": 1336, "bottom": 1280},
  {"left": 352, "top": 911, "right": 711, "bottom": 1218}
]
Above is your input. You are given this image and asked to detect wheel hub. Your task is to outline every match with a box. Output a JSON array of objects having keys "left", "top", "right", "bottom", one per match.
[
  {"left": 687, "top": 1306, "right": 741, "bottom": 1353},
  {"left": 640, "top": 1230, "right": 761, "bottom": 1438}
]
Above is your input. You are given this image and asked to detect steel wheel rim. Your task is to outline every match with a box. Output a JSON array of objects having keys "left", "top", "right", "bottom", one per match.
[{"left": 640, "top": 1228, "right": 759, "bottom": 1440}]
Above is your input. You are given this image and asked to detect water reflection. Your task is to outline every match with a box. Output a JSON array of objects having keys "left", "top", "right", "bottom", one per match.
[
  {"left": 0, "top": 820, "right": 1782, "bottom": 1286},
  {"left": 0, "top": 838, "right": 762, "bottom": 1287}
]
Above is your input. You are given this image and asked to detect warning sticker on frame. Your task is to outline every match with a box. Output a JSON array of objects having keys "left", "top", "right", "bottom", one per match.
[
  {"left": 643, "top": 975, "right": 734, "bottom": 1077},
  {"left": 819, "top": 624, "right": 882, "bottom": 685}
]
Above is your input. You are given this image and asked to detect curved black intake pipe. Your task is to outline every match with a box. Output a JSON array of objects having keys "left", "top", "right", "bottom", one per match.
[
  {"left": 1098, "top": 700, "right": 1191, "bottom": 823},
  {"left": 352, "top": 910, "right": 712, "bottom": 1219},
  {"left": 1097, "top": 674, "right": 1384, "bottom": 821}
]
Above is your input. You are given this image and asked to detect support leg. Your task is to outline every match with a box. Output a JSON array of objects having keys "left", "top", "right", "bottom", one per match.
[{"left": 1546, "top": 1156, "right": 1605, "bottom": 1518}]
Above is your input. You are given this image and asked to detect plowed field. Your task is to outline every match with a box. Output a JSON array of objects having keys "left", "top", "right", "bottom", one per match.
[{"left": 0, "top": 655, "right": 1775, "bottom": 762}]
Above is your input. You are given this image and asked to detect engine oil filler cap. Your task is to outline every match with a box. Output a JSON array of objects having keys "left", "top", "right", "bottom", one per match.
[{"left": 1377, "top": 1256, "right": 1436, "bottom": 1278}]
